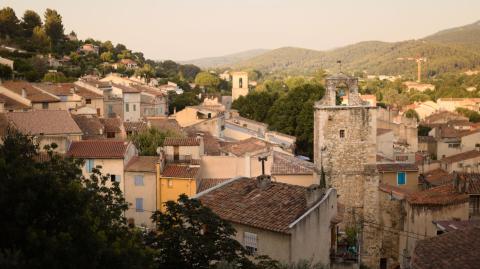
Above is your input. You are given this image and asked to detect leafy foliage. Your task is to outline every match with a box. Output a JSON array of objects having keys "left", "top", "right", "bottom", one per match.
[
  {"left": 168, "top": 90, "right": 201, "bottom": 114},
  {"left": 231, "top": 91, "right": 278, "bottom": 122},
  {"left": 195, "top": 71, "right": 221, "bottom": 90},
  {"left": 456, "top": 107, "right": 480, "bottom": 123},
  {"left": 129, "top": 127, "right": 182, "bottom": 156},
  {"left": 0, "top": 128, "right": 153, "bottom": 268},
  {"left": 145, "top": 194, "right": 254, "bottom": 269}
]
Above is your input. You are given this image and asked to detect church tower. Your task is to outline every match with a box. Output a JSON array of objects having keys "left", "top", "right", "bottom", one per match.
[
  {"left": 314, "top": 73, "right": 381, "bottom": 268},
  {"left": 231, "top": 71, "right": 249, "bottom": 101}
]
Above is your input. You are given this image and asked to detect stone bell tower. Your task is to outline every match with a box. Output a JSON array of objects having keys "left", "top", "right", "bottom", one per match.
[
  {"left": 314, "top": 73, "right": 382, "bottom": 268},
  {"left": 231, "top": 71, "right": 249, "bottom": 101}
]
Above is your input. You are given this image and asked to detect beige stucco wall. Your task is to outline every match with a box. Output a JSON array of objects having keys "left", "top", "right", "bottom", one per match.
[
  {"left": 273, "top": 174, "right": 316, "bottom": 187},
  {"left": 377, "top": 131, "right": 394, "bottom": 159},
  {"left": 82, "top": 158, "right": 126, "bottom": 192},
  {"left": 223, "top": 126, "right": 254, "bottom": 141},
  {"left": 231, "top": 72, "right": 249, "bottom": 101},
  {"left": 124, "top": 171, "right": 157, "bottom": 228},
  {"left": 233, "top": 223, "right": 291, "bottom": 263},
  {"left": 123, "top": 92, "right": 141, "bottom": 121},
  {"left": 200, "top": 154, "right": 274, "bottom": 179},
  {"left": 400, "top": 202, "right": 469, "bottom": 262},
  {"left": 165, "top": 144, "right": 203, "bottom": 161},
  {"left": 437, "top": 132, "right": 480, "bottom": 159},
  {"left": 379, "top": 171, "right": 419, "bottom": 192},
  {"left": 441, "top": 155, "right": 480, "bottom": 173},
  {"left": 83, "top": 98, "right": 104, "bottom": 117},
  {"left": 290, "top": 188, "right": 337, "bottom": 265},
  {"left": 38, "top": 134, "right": 81, "bottom": 153}
]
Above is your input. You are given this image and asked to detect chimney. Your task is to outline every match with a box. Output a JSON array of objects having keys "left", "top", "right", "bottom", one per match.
[
  {"left": 21, "top": 88, "right": 26, "bottom": 98},
  {"left": 256, "top": 174, "right": 271, "bottom": 190},
  {"left": 306, "top": 184, "right": 325, "bottom": 208}
]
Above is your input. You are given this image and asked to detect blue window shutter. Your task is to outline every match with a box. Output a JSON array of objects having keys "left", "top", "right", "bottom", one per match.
[
  {"left": 397, "top": 172, "right": 406, "bottom": 185},
  {"left": 135, "top": 198, "right": 144, "bottom": 212},
  {"left": 134, "top": 175, "right": 144, "bottom": 186},
  {"left": 116, "top": 175, "right": 121, "bottom": 182},
  {"left": 87, "top": 159, "right": 94, "bottom": 173}
]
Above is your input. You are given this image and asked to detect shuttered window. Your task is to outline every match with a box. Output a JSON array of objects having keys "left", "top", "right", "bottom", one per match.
[
  {"left": 244, "top": 232, "right": 257, "bottom": 255},
  {"left": 397, "top": 172, "right": 406, "bottom": 185},
  {"left": 134, "top": 175, "right": 144, "bottom": 186}
]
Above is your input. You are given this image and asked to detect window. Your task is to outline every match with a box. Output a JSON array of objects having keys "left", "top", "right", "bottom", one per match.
[
  {"left": 96, "top": 108, "right": 101, "bottom": 116},
  {"left": 380, "top": 258, "right": 387, "bottom": 269},
  {"left": 458, "top": 163, "right": 463, "bottom": 168},
  {"left": 470, "top": 196, "right": 480, "bottom": 217},
  {"left": 60, "top": 96, "right": 68, "bottom": 102},
  {"left": 86, "top": 98, "right": 92, "bottom": 104},
  {"left": 111, "top": 174, "right": 121, "bottom": 182},
  {"left": 244, "top": 232, "right": 257, "bottom": 255},
  {"left": 168, "top": 179, "right": 173, "bottom": 188},
  {"left": 448, "top": 143, "right": 460, "bottom": 148},
  {"left": 397, "top": 172, "right": 406, "bottom": 185},
  {"left": 106, "top": 132, "right": 115, "bottom": 138},
  {"left": 239, "top": 77, "right": 243, "bottom": 88},
  {"left": 125, "top": 103, "right": 129, "bottom": 112},
  {"left": 135, "top": 198, "right": 144, "bottom": 212},
  {"left": 86, "top": 159, "right": 95, "bottom": 173},
  {"left": 134, "top": 175, "right": 144, "bottom": 186},
  {"left": 42, "top": 102, "right": 49, "bottom": 109},
  {"left": 339, "top": 129, "right": 345, "bottom": 138},
  {"left": 108, "top": 105, "right": 113, "bottom": 114},
  {"left": 133, "top": 104, "right": 136, "bottom": 111}
]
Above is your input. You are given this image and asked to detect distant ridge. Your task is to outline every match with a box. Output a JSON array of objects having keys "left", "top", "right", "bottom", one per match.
[
  {"left": 181, "top": 49, "right": 269, "bottom": 68},
  {"left": 189, "top": 20, "right": 480, "bottom": 78}
]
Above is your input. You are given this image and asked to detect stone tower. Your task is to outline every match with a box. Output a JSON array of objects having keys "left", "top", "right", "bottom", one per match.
[
  {"left": 231, "top": 71, "right": 249, "bottom": 101},
  {"left": 314, "top": 73, "right": 382, "bottom": 268}
]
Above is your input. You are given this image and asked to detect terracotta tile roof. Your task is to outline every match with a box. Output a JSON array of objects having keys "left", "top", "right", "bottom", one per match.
[
  {"left": 112, "top": 83, "right": 140, "bottom": 94},
  {"left": 100, "top": 117, "right": 123, "bottom": 133},
  {"left": 378, "top": 183, "right": 412, "bottom": 199},
  {"left": 164, "top": 137, "right": 200, "bottom": 146},
  {"left": 148, "top": 118, "right": 183, "bottom": 134},
  {"left": 437, "top": 126, "right": 480, "bottom": 139},
  {"left": 406, "top": 184, "right": 469, "bottom": 206},
  {"left": 197, "top": 178, "right": 230, "bottom": 192},
  {"left": 377, "top": 128, "right": 393, "bottom": 136},
  {"left": 423, "top": 168, "right": 453, "bottom": 186},
  {"left": 0, "top": 92, "right": 30, "bottom": 110},
  {"left": 5, "top": 110, "right": 82, "bottom": 135},
  {"left": 440, "top": 150, "right": 480, "bottom": 164},
  {"left": 411, "top": 226, "right": 480, "bottom": 269},
  {"left": 221, "top": 137, "right": 271, "bottom": 157},
  {"left": 2, "top": 81, "right": 60, "bottom": 103},
  {"left": 456, "top": 173, "right": 480, "bottom": 194},
  {"left": 72, "top": 115, "right": 105, "bottom": 140},
  {"left": 422, "top": 110, "right": 468, "bottom": 124},
  {"left": 377, "top": 163, "right": 418, "bottom": 172},
  {"left": 195, "top": 132, "right": 221, "bottom": 156},
  {"left": 197, "top": 177, "right": 317, "bottom": 234},
  {"left": 434, "top": 220, "right": 480, "bottom": 232},
  {"left": 125, "top": 156, "right": 158, "bottom": 172},
  {"left": 271, "top": 151, "right": 315, "bottom": 175},
  {"left": 161, "top": 164, "right": 199, "bottom": 178},
  {"left": 132, "top": 84, "right": 165, "bottom": 97},
  {"left": 124, "top": 121, "right": 148, "bottom": 133},
  {"left": 67, "top": 140, "right": 129, "bottom": 159}
]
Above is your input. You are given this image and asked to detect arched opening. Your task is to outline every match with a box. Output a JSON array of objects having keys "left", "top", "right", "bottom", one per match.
[
  {"left": 239, "top": 77, "right": 243, "bottom": 88},
  {"left": 335, "top": 82, "right": 349, "bottom": 105}
]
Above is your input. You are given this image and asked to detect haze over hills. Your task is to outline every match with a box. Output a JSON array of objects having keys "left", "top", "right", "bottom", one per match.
[
  {"left": 181, "top": 49, "right": 269, "bottom": 68},
  {"left": 185, "top": 20, "right": 480, "bottom": 78}
]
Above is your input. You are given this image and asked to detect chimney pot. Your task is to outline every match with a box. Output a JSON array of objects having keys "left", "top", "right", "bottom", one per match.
[{"left": 256, "top": 175, "right": 271, "bottom": 189}]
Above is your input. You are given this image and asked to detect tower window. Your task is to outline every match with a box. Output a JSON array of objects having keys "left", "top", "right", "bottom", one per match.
[
  {"left": 339, "top": 129, "right": 345, "bottom": 138},
  {"left": 239, "top": 77, "right": 243, "bottom": 88}
]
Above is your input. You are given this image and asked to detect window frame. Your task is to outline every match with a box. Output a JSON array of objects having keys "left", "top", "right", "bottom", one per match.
[
  {"left": 339, "top": 129, "right": 345, "bottom": 138},
  {"left": 244, "top": 232, "right": 258, "bottom": 255},
  {"left": 397, "top": 171, "right": 407, "bottom": 185},
  {"left": 134, "top": 175, "right": 144, "bottom": 186},
  {"left": 135, "top": 198, "right": 144, "bottom": 212}
]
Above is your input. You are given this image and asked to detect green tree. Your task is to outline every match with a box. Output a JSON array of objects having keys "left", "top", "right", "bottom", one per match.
[
  {"left": 21, "top": 10, "right": 42, "bottom": 37},
  {"left": 195, "top": 71, "right": 220, "bottom": 90},
  {"left": 129, "top": 128, "right": 181, "bottom": 156},
  {"left": 456, "top": 107, "right": 480, "bottom": 123},
  {"left": 404, "top": 109, "right": 419, "bottom": 121},
  {"left": 0, "top": 65, "right": 13, "bottom": 80},
  {"left": 100, "top": 51, "right": 114, "bottom": 62},
  {"left": 0, "top": 128, "right": 153, "bottom": 268},
  {"left": 168, "top": 91, "right": 201, "bottom": 114},
  {"left": 31, "top": 26, "right": 50, "bottom": 52},
  {"left": 44, "top": 9, "right": 64, "bottom": 44},
  {"left": 43, "top": 71, "right": 68, "bottom": 83},
  {"left": 232, "top": 91, "right": 278, "bottom": 122},
  {"left": 146, "top": 194, "right": 254, "bottom": 269},
  {"left": 179, "top": 64, "right": 201, "bottom": 81},
  {"left": 0, "top": 7, "right": 20, "bottom": 38}
]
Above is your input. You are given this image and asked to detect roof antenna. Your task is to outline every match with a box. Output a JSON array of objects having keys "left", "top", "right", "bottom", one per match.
[{"left": 337, "top": 60, "right": 342, "bottom": 73}]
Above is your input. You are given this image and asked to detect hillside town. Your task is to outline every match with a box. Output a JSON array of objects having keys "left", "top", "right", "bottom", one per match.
[{"left": 1, "top": 3, "right": 480, "bottom": 269}]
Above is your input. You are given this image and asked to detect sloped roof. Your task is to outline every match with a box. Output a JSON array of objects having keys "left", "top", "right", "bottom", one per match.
[
  {"left": 377, "top": 163, "right": 418, "bottom": 172},
  {"left": 125, "top": 156, "right": 158, "bottom": 172},
  {"left": 0, "top": 92, "right": 30, "bottom": 110},
  {"left": 112, "top": 83, "right": 140, "bottom": 93},
  {"left": 221, "top": 137, "right": 271, "bottom": 157},
  {"left": 197, "top": 178, "right": 230, "bottom": 193},
  {"left": 457, "top": 172, "right": 480, "bottom": 194},
  {"left": 100, "top": 117, "right": 123, "bottom": 133},
  {"left": 2, "top": 81, "right": 60, "bottom": 103},
  {"left": 67, "top": 140, "right": 129, "bottom": 159},
  {"left": 148, "top": 118, "right": 183, "bottom": 134},
  {"left": 411, "top": 227, "right": 480, "bottom": 269},
  {"left": 423, "top": 168, "right": 453, "bottom": 186},
  {"left": 5, "top": 110, "right": 82, "bottom": 135},
  {"left": 440, "top": 150, "right": 480, "bottom": 164},
  {"left": 163, "top": 137, "right": 200, "bottom": 146},
  {"left": 197, "top": 177, "right": 323, "bottom": 234},
  {"left": 271, "top": 151, "right": 315, "bottom": 175},
  {"left": 72, "top": 115, "right": 104, "bottom": 139},
  {"left": 123, "top": 121, "right": 148, "bottom": 133},
  {"left": 161, "top": 164, "right": 199, "bottom": 179},
  {"left": 36, "top": 83, "right": 103, "bottom": 99},
  {"left": 407, "top": 184, "right": 469, "bottom": 206}
]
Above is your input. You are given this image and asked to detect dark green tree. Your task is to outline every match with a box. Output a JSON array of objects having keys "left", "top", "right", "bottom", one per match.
[
  {"left": 129, "top": 127, "right": 181, "bottom": 156},
  {"left": 232, "top": 91, "right": 278, "bottom": 122},
  {"left": 146, "top": 195, "right": 254, "bottom": 269},
  {"left": 0, "top": 128, "right": 154, "bottom": 268},
  {"left": 44, "top": 9, "right": 64, "bottom": 44},
  {"left": 21, "top": 10, "right": 42, "bottom": 37},
  {"left": 0, "top": 65, "right": 13, "bottom": 80},
  {"left": 168, "top": 91, "right": 201, "bottom": 114},
  {"left": 0, "top": 7, "right": 20, "bottom": 38},
  {"left": 404, "top": 109, "right": 419, "bottom": 121}
]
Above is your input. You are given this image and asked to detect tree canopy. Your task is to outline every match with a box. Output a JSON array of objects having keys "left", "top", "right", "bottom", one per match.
[{"left": 129, "top": 127, "right": 181, "bottom": 156}]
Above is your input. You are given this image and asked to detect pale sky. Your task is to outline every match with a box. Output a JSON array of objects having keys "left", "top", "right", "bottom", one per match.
[{"left": 3, "top": 0, "right": 480, "bottom": 61}]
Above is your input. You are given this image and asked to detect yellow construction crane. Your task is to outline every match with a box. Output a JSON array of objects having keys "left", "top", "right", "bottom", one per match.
[{"left": 396, "top": 56, "right": 427, "bottom": 82}]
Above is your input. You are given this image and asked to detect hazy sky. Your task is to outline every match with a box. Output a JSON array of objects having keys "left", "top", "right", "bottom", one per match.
[{"left": 3, "top": 0, "right": 480, "bottom": 61}]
